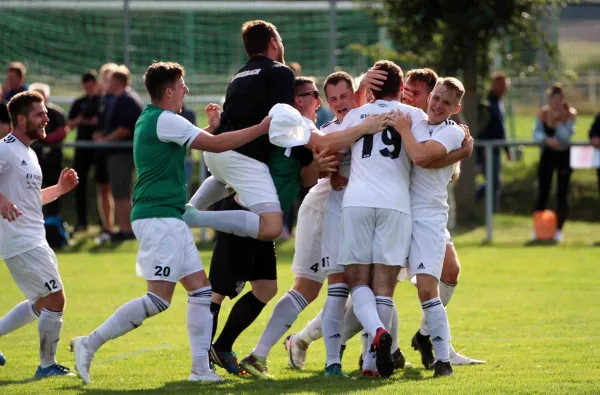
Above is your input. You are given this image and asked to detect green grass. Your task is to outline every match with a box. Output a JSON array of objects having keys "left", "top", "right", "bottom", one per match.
[{"left": 1, "top": 215, "right": 600, "bottom": 394}]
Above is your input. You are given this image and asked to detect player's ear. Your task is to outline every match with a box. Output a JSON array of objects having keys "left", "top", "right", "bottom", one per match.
[{"left": 453, "top": 103, "right": 461, "bottom": 114}]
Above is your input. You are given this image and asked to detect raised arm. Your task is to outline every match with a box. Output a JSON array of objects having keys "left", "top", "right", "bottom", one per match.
[
  {"left": 190, "top": 117, "right": 270, "bottom": 153},
  {"left": 306, "top": 113, "right": 389, "bottom": 152}
]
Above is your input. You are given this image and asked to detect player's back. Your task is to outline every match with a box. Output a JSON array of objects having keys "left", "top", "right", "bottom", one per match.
[
  {"left": 0, "top": 134, "right": 46, "bottom": 259},
  {"left": 217, "top": 56, "right": 295, "bottom": 163},
  {"left": 342, "top": 100, "right": 427, "bottom": 215}
]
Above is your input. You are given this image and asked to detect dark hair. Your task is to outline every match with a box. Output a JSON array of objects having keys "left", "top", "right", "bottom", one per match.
[
  {"left": 371, "top": 60, "right": 403, "bottom": 100},
  {"left": 323, "top": 71, "right": 355, "bottom": 97},
  {"left": 7, "top": 90, "right": 44, "bottom": 128},
  {"left": 6, "top": 62, "right": 26, "bottom": 79},
  {"left": 294, "top": 76, "right": 315, "bottom": 95},
  {"left": 82, "top": 69, "right": 98, "bottom": 83},
  {"left": 241, "top": 20, "right": 279, "bottom": 57},
  {"left": 405, "top": 68, "right": 438, "bottom": 94},
  {"left": 547, "top": 82, "right": 564, "bottom": 97},
  {"left": 144, "top": 62, "right": 185, "bottom": 101}
]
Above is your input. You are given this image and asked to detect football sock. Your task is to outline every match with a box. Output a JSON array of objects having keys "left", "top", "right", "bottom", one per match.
[
  {"left": 440, "top": 280, "right": 457, "bottom": 306},
  {"left": 188, "top": 176, "right": 231, "bottom": 210},
  {"left": 38, "top": 308, "right": 63, "bottom": 368},
  {"left": 351, "top": 285, "right": 383, "bottom": 338},
  {"left": 322, "top": 284, "right": 349, "bottom": 367},
  {"left": 422, "top": 297, "right": 450, "bottom": 362},
  {"left": 296, "top": 310, "right": 323, "bottom": 346},
  {"left": 210, "top": 302, "right": 221, "bottom": 341},
  {"left": 86, "top": 292, "right": 169, "bottom": 354},
  {"left": 0, "top": 300, "right": 38, "bottom": 336},
  {"left": 187, "top": 286, "right": 213, "bottom": 374},
  {"left": 341, "top": 301, "right": 362, "bottom": 346},
  {"left": 183, "top": 205, "right": 260, "bottom": 239},
  {"left": 253, "top": 290, "right": 308, "bottom": 358},
  {"left": 213, "top": 291, "right": 266, "bottom": 353},
  {"left": 391, "top": 306, "right": 399, "bottom": 352}
]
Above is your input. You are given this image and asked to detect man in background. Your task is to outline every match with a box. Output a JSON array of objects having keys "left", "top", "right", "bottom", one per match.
[{"left": 2, "top": 62, "right": 29, "bottom": 102}]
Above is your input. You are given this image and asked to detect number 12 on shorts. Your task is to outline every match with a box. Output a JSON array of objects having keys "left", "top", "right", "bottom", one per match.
[{"left": 44, "top": 279, "right": 58, "bottom": 291}]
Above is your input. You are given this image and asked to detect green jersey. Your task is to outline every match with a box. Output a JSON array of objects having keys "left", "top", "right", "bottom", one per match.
[
  {"left": 131, "top": 104, "right": 202, "bottom": 221},
  {"left": 268, "top": 145, "right": 313, "bottom": 213}
]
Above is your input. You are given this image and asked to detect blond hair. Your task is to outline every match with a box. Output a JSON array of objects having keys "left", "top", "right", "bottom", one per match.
[{"left": 436, "top": 77, "right": 465, "bottom": 103}]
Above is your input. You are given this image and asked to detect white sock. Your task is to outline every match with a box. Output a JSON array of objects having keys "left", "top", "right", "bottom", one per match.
[
  {"left": 38, "top": 308, "right": 63, "bottom": 368},
  {"left": 297, "top": 310, "right": 323, "bottom": 345},
  {"left": 351, "top": 285, "right": 383, "bottom": 338},
  {"left": 419, "top": 314, "right": 429, "bottom": 336},
  {"left": 183, "top": 205, "right": 260, "bottom": 239},
  {"left": 322, "top": 284, "right": 349, "bottom": 367},
  {"left": 362, "top": 331, "right": 377, "bottom": 372},
  {"left": 422, "top": 298, "right": 450, "bottom": 362},
  {"left": 341, "top": 299, "right": 362, "bottom": 346},
  {"left": 440, "top": 281, "right": 457, "bottom": 306},
  {"left": 375, "top": 296, "right": 394, "bottom": 330},
  {"left": 391, "top": 307, "right": 399, "bottom": 352},
  {"left": 188, "top": 176, "right": 231, "bottom": 210},
  {"left": 187, "top": 286, "right": 213, "bottom": 374},
  {"left": 253, "top": 290, "right": 307, "bottom": 358},
  {"left": 0, "top": 300, "right": 38, "bottom": 336},
  {"left": 86, "top": 292, "right": 169, "bottom": 354}
]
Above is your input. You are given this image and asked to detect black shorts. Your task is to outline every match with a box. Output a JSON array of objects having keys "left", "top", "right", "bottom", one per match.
[{"left": 209, "top": 195, "right": 277, "bottom": 299}]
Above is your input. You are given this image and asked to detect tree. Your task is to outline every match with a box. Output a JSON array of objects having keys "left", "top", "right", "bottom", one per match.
[{"left": 357, "top": 0, "right": 563, "bottom": 223}]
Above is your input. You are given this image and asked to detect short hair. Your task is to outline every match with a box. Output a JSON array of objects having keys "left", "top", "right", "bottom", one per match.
[
  {"left": 294, "top": 76, "right": 315, "bottom": 96},
  {"left": 436, "top": 77, "right": 465, "bottom": 103},
  {"left": 405, "top": 68, "right": 438, "bottom": 93},
  {"left": 111, "top": 65, "right": 131, "bottom": 86},
  {"left": 144, "top": 62, "right": 186, "bottom": 101},
  {"left": 241, "top": 20, "right": 279, "bottom": 57},
  {"left": 7, "top": 90, "right": 44, "bottom": 128},
  {"left": 288, "top": 61, "right": 302, "bottom": 76},
  {"left": 82, "top": 70, "right": 98, "bottom": 83},
  {"left": 323, "top": 71, "right": 355, "bottom": 97},
  {"left": 6, "top": 62, "right": 26, "bottom": 79},
  {"left": 371, "top": 60, "right": 403, "bottom": 100},
  {"left": 29, "top": 82, "right": 50, "bottom": 100},
  {"left": 547, "top": 82, "right": 564, "bottom": 97}
]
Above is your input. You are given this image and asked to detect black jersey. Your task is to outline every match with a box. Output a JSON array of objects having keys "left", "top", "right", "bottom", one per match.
[{"left": 216, "top": 55, "right": 295, "bottom": 164}]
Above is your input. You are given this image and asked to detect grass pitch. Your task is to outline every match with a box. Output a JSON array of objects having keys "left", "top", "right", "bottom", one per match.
[{"left": 1, "top": 215, "right": 600, "bottom": 394}]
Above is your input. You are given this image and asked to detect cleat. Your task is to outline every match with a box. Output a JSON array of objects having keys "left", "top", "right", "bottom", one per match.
[
  {"left": 324, "top": 363, "right": 347, "bottom": 377},
  {"left": 392, "top": 348, "right": 406, "bottom": 370},
  {"left": 189, "top": 370, "right": 224, "bottom": 382},
  {"left": 209, "top": 347, "right": 248, "bottom": 376},
  {"left": 69, "top": 336, "right": 94, "bottom": 385},
  {"left": 0, "top": 352, "right": 5, "bottom": 366},
  {"left": 449, "top": 349, "right": 485, "bottom": 365},
  {"left": 339, "top": 344, "right": 346, "bottom": 361},
  {"left": 361, "top": 369, "right": 380, "bottom": 378},
  {"left": 358, "top": 353, "right": 363, "bottom": 371},
  {"left": 433, "top": 360, "right": 453, "bottom": 377},
  {"left": 239, "top": 354, "right": 274, "bottom": 379},
  {"left": 284, "top": 334, "right": 307, "bottom": 370},
  {"left": 371, "top": 328, "right": 394, "bottom": 378},
  {"left": 411, "top": 330, "right": 435, "bottom": 369},
  {"left": 34, "top": 363, "right": 75, "bottom": 379}
]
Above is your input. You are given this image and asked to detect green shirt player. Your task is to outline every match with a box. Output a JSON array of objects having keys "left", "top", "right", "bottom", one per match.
[{"left": 70, "top": 62, "right": 271, "bottom": 385}]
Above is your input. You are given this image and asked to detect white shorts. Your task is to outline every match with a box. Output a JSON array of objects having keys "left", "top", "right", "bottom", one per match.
[
  {"left": 444, "top": 228, "right": 453, "bottom": 245},
  {"left": 292, "top": 204, "right": 326, "bottom": 283},
  {"left": 322, "top": 209, "right": 343, "bottom": 274},
  {"left": 338, "top": 207, "right": 412, "bottom": 267},
  {"left": 132, "top": 218, "right": 204, "bottom": 283},
  {"left": 203, "top": 150, "right": 280, "bottom": 211},
  {"left": 408, "top": 220, "right": 447, "bottom": 280},
  {"left": 4, "top": 244, "right": 63, "bottom": 303}
]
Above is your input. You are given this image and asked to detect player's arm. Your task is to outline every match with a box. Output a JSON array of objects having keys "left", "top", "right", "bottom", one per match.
[
  {"left": 389, "top": 110, "right": 447, "bottom": 167},
  {"left": 190, "top": 118, "right": 270, "bottom": 153},
  {"left": 355, "top": 69, "right": 387, "bottom": 106},
  {"left": 306, "top": 113, "right": 389, "bottom": 152},
  {"left": 42, "top": 168, "right": 79, "bottom": 205},
  {"left": 300, "top": 147, "right": 338, "bottom": 187}
]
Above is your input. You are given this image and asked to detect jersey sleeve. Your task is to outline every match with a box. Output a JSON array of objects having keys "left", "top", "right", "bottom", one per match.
[
  {"left": 432, "top": 125, "right": 465, "bottom": 153},
  {"left": 0, "top": 145, "right": 9, "bottom": 175},
  {"left": 267, "top": 65, "right": 295, "bottom": 107},
  {"left": 157, "top": 111, "right": 204, "bottom": 149}
]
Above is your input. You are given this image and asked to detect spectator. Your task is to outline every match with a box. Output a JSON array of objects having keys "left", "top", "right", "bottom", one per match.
[
  {"left": 68, "top": 70, "right": 111, "bottom": 233},
  {"left": 93, "top": 65, "right": 143, "bottom": 242},
  {"left": 0, "top": 87, "right": 9, "bottom": 138},
  {"left": 532, "top": 83, "right": 577, "bottom": 242},
  {"left": 476, "top": 71, "right": 511, "bottom": 212},
  {"left": 28, "top": 83, "right": 68, "bottom": 220},
  {"left": 2, "top": 62, "right": 29, "bottom": 102},
  {"left": 589, "top": 111, "right": 600, "bottom": 195}
]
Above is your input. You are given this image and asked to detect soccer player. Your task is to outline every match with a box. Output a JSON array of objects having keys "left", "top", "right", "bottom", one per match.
[
  {"left": 0, "top": 91, "right": 79, "bottom": 377},
  {"left": 69, "top": 61, "right": 272, "bottom": 385}
]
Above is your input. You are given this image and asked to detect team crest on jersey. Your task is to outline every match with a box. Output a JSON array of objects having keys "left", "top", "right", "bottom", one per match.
[
  {"left": 3, "top": 135, "right": 16, "bottom": 144},
  {"left": 377, "top": 103, "right": 388, "bottom": 107},
  {"left": 429, "top": 129, "right": 433, "bottom": 137},
  {"left": 21, "top": 160, "right": 27, "bottom": 166}
]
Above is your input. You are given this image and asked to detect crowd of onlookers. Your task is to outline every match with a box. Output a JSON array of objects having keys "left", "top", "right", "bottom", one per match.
[{"left": 1, "top": 61, "right": 599, "bottom": 244}]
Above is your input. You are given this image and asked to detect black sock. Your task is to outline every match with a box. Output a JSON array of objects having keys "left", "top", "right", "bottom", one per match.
[
  {"left": 210, "top": 302, "right": 221, "bottom": 341},
  {"left": 213, "top": 291, "right": 266, "bottom": 352}
]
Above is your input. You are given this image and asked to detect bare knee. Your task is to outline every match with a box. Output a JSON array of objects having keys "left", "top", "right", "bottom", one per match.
[
  {"left": 251, "top": 280, "right": 278, "bottom": 304},
  {"left": 416, "top": 274, "right": 439, "bottom": 302},
  {"left": 441, "top": 244, "right": 460, "bottom": 284},
  {"left": 37, "top": 290, "right": 66, "bottom": 312},
  {"left": 345, "top": 265, "right": 371, "bottom": 290},
  {"left": 372, "top": 265, "right": 399, "bottom": 297},
  {"left": 258, "top": 213, "right": 283, "bottom": 241},
  {"left": 292, "top": 277, "right": 322, "bottom": 304}
]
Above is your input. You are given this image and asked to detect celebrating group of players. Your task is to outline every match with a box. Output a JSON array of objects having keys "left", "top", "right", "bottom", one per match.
[{"left": 0, "top": 19, "right": 483, "bottom": 385}]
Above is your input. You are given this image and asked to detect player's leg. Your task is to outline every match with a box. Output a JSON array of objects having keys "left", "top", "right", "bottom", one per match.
[
  {"left": 94, "top": 151, "right": 114, "bottom": 234},
  {"left": 73, "top": 147, "right": 92, "bottom": 231},
  {"left": 322, "top": 272, "right": 349, "bottom": 377}
]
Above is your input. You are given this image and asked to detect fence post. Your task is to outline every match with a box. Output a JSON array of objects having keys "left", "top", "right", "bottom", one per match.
[
  {"left": 328, "top": 0, "right": 337, "bottom": 72},
  {"left": 485, "top": 143, "right": 494, "bottom": 242}
]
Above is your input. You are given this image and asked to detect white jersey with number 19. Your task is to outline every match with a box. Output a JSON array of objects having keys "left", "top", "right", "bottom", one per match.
[{"left": 340, "top": 100, "right": 428, "bottom": 214}]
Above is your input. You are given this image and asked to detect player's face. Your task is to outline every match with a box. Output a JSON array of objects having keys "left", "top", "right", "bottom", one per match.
[
  {"left": 325, "top": 81, "right": 357, "bottom": 122},
  {"left": 24, "top": 102, "right": 49, "bottom": 141},
  {"left": 83, "top": 80, "right": 98, "bottom": 96},
  {"left": 402, "top": 79, "right": 429, "bottom": 112},
  {"left": 296, "top": 82, "right": 322, "bottom": 120},
  {"left": 427, "top": 84, "right": 460, "bottom": 124},
  {"left": 168, "top": 77, "right": 189, "bottom": 113}
]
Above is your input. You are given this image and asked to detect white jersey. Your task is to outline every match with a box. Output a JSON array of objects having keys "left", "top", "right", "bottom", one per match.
[
  {"left": 410, "top": 120, "right": 465, "bottom": 221},
  {"left": 320, "top": 119, "right": 350, "bottom": 215},
  {"left": 0, "top": 134, "right": 47, "bottom": 259},
  {"left": 341, "top": 100, "right": 428, "bottom": 214}
]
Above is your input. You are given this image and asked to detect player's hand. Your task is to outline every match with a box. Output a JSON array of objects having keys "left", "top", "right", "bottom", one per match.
[
  {"left": 359, "top": 69, "right": 387, "bottom": 92},
  {"left": 311, "top": 147, "right": 338, "bottom": 174},
  {"left": 361, "top": 113, "right": 389, "bottom": 135},
  {"left": 330, "top": 173, "right": 348, "bottom": 191},
  {"left": 57, "top": 168, "right": 79, "bottom": 195},
  {"left": 204, "top": 103, "right": 221, "bottom": 130},
  {"left": 388, "top": 109, "right": 412, "bottom": 132},
  {"left": 0, "top": 195, "right": 21, "bottom": 222}
]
